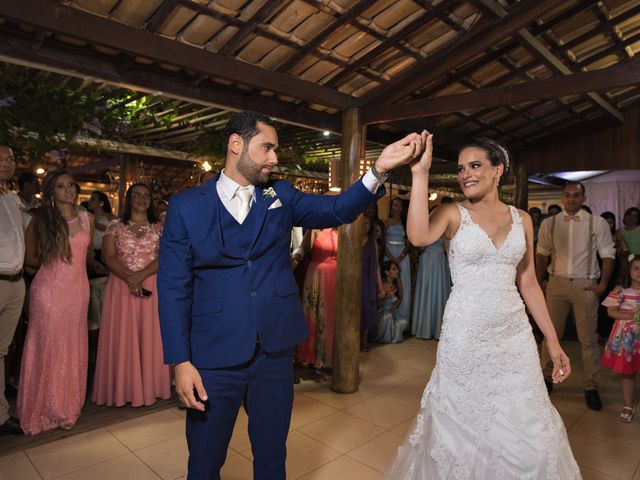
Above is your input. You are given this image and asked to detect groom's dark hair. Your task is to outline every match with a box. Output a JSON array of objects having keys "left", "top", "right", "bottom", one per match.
[{"left": 223, "top": 111, "right": 275, "bottom": 155}]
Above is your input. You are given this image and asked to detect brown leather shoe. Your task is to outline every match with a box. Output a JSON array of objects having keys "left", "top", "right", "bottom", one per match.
[{"left": 0, "top": 416, "right": 23, "bottom": 435}]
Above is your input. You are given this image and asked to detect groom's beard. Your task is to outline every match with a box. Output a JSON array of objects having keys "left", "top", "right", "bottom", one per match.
[{"left": 237, "top": 149, "right": 270, "bottom": 185}]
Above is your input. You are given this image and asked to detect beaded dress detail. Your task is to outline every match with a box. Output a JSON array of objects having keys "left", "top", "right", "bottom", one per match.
[
  {"left": 383, "top": 204, "right": 582, "bottom": 479},
  {"left": 17, "top": 211, "right": 90, "bottom": 435}
]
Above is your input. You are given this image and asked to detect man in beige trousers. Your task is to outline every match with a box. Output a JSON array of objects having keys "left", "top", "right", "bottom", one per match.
[
  {"left": 536, "top": 181, "right": 615, "bottom": 411},
  {"left": 0, "top": 145, "right": 25, "bottom": 435}
]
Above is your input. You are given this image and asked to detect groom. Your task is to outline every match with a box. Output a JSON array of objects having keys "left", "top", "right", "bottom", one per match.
[{"left": 158, "top": 111, "right": 426, "bottom": 479}]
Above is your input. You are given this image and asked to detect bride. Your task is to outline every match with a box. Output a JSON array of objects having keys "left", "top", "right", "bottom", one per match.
[{"left": 383, "top": 132, "right": 582, "bottom": 479}]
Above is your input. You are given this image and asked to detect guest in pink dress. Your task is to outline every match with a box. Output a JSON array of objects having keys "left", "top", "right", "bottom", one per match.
[
  {"left": 17, "top": 169, "right": 95, "bottom": 435},
  {"left": 92, "top": 183, "right": 171, "bottom": 407},
  {"left": 296, "top": 228, "right": 338, "bottom": 368}
]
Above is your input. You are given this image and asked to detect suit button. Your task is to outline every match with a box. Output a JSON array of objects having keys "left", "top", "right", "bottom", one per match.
[
  {"left": 250, "top": 291, "right": 257, "bottom": 297},
  {"left": 247, "top": 260, "right": 253, "bottom": 267}
]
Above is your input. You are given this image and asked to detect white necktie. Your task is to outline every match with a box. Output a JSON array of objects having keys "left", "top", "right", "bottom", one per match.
[{"left": 236, "top": 187, "right": 253, "bottom": 223}]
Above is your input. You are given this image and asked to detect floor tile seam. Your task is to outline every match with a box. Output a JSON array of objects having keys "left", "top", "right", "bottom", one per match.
[
  {"left": 569, "top": 428, "right": 640, "bottom": 454},
  {"left": 378, "top": 389, "right": 424, "bottom": 409},
  {"left": 130, "top": 432, "right": 187, "bottom": 453},
  {"left": 291, "top": 408, "right": 340, "bottom": 430},
  {"left": 44, "top": 451, "right": 132, "bottom": 480},
  {"left": 105, "top": 427, "right": 186, "bottom": 452},
  {"left": 344, "top": 450, "right": 387, "bottom": 473},
  {"left": 578, "top": 463, "right": 625, "bottom": 480},
  {"left": 296, "top": 419, "right": 388, "bottom": 455},
  {"left": 22, "top": 450, "right": 46, "bottom": 480},
  {"left": 129, "top": 446, "right": 170, "bottom": 480},
  {"left": 343, "top": 450, "right": 389, "bottom": 474},
  {"left": 292, "top": 429, "right": 345, "bottom": 456}
]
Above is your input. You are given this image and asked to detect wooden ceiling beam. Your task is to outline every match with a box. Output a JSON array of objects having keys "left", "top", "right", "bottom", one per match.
[
  {"left": 578, "top": 32, "right": 640, "bottom": 68},
  {"left": 365, "top": 0, "right": 567, "bottom": 106},
  {"left": 276, "top": 0, "right": 378, "bottom": 73},
  {"left": 325, "top": 0, "right": 461, "bottom": 89},
  {"left": 0, "top": 30, "right": 342, "bottom": 132},
  {"left": 473, "top": 0, "right": 624, "bottom": 123},
  {"left": 363, "top": 59, "right": 640, "bottom": 124},
  {"left": 560, "top": 4, "right": 640, "bottom": 51},
  {"left": 146, "top": 0, "right": 181, "bottom": 33},
  {"left": 0, "top": 0, "right": 354, "bottom": 109},
  {"left": 217, "top": 0, "right": 283, "bottom": 57},
  {"left": 528, "top": 0, "right": 599, "bottom": 36}
]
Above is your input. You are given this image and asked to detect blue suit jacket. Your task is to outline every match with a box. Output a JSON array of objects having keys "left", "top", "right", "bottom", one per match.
[{"left": 157, "top": 173, "right": 384, "bottom": 369}]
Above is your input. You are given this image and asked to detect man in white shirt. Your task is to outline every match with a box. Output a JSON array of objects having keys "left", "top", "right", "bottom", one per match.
[
  {"left": 536, "top": 181, "right": 615, "bottom": 411},
  {"left": 0, "top": 145, "right": 25, "bottom": 435}
]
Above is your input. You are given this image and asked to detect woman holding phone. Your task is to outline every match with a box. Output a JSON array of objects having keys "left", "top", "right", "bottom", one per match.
[{"left": 92, "top": 182, "right": 170, "bottom": 407}]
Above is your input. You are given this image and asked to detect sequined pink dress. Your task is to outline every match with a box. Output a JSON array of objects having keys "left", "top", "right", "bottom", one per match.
[
  {"left": 92, "top": 219, "right": 170, "bottom": 407},
  {"left": 17, "top": 211, "right": 90, "bottom": 435}
]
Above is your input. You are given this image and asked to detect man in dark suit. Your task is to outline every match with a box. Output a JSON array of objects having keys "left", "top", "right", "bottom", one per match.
[{"left": 158, "top": 111, "right": 426, "bottom": 479}]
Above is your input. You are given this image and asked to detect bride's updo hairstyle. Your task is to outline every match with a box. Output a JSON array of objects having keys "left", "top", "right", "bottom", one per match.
[{"left": 461, "top": 138, "right": 511, "bottom": 186}]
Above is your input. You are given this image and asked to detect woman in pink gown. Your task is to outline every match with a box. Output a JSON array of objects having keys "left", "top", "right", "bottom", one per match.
[
  {"left": 18, "top": 170, "right": 95, "bottom": 435},
  {"left": 92, "top": 183, "right": 171, "bottom": 407},
  {"left": 296, "top": 228, "right": 338, "bottom": 368}
]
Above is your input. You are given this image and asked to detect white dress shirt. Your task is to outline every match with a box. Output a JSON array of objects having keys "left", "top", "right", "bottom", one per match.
[
  {"left": 536, "top": 209, "right": 616, "bottom": 279},
  {"left": 216, "top": 169, "right": 383, "bottom": 224},
  {"left": 0, "top": 191, "right": 26, "bottom": 274}
]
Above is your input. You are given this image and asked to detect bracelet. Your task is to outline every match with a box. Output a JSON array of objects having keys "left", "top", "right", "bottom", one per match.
[{"left": 370, "top": 161, "right": 390, "bottom": 182}]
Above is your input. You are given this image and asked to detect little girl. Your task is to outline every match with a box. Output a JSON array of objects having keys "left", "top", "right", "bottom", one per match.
[
  {"left": 377, "top": 260, "right": 408, "bottom": 344},
  {"left": 601, "top": 255, "right": 640, "bottom": 423}
]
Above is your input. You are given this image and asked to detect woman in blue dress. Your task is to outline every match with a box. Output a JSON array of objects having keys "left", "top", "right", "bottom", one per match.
[
  {"left": 411, "top": 233, "right": 451, "bottom": 339},
  {"left": 384, "top": 197, "right": 411, "bottom": 324}
]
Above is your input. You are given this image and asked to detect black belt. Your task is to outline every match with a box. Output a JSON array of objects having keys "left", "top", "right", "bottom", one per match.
[{"left": 0, "top": 270, "right": 23, "bottom": 282}]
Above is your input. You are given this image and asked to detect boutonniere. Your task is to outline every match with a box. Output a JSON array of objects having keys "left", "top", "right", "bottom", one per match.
[{"left": 262, "top": 187, "right": 277, "bottom": 199}]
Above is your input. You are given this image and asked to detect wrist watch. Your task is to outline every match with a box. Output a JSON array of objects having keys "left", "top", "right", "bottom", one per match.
[{"left": 370, "top": 161, "right": 390, "bottom": 182}]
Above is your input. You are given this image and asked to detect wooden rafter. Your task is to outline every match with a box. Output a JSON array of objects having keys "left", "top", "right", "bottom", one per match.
[
  {"left": 474, "top": 0, "right": 623, "bottom": 123},
  {"left": 363, "top": 59, "right": 640, "bottom": 124},
  {"left": 325, "top": 0, "right": 461, "bottom": 89},
  {"left": 0, "top": 31, "right": 342, "bottom": 132},
  {"left": 365, "top": 0, "right": 567, "bottom": 106},
  {"left": 276, "top": 0, "right": 379, "bottom": 73},
  {"left": 0, "top": 0, "right": 354, "bottom": 109},
  {"left": 146, "top": 0, "right": 181, "bottom": 33},
  {"left": 217, "top": 0, "right": 284, "bottom": 57}
]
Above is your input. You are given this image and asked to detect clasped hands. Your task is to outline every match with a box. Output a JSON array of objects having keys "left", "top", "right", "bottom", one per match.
[
  {"left": 375, "top": 130, "right": 433, "bottom": 176},
  {"left": 127, "top": 270, "right": 148, "bottom": 297}
]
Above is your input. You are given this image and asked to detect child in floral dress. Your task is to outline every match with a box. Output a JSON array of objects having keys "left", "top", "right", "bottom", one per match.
[{"left": 601, "top": 255, "right": 640, "bottom": 422}]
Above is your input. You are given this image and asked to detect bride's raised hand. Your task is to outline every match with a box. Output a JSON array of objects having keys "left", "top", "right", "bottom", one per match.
[
  {"left": 410, "top": 130, "right": 433, "bottom": 175},
  {"left": 374, "top": 132, "right": 425, "bottom": 174},
  {"left": 548, "top": 342, "right": 571, "bottom": 384}
]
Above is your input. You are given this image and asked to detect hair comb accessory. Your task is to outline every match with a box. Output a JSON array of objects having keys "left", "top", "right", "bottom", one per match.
[
  {"left": 629, "top": 254, "right": 636, "bottom": 262},
  {"left": 497, "top": 144, "right": 510, "bottom": 172}
]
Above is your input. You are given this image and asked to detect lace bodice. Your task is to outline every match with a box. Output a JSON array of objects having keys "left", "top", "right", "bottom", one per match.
[{"left": 448, "top": 203, "right": 525, "bottom": 290}]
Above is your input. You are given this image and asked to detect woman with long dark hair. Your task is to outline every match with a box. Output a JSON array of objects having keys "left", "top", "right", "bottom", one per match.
[
  {"left": 92, "top": 183, "right": 171, "bottom": 406},
  {"left": 17, "top": 169, "right": 95, "bottom": 434}
]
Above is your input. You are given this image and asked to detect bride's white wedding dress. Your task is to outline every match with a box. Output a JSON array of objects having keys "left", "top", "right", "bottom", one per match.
[{"left": 384, "top": 204, "right": 581, "bottom": 479}]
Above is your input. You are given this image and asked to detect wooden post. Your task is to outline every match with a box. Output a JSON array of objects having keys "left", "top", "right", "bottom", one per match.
[
  {"left": 513, "top": 157, "right": 528, "bottom": 210},
  {"left": 332, "top": 108, "right": 365, "bottom": 394},
  {"left": 117, "top": 154, "right": 128, "bottom": 216}
]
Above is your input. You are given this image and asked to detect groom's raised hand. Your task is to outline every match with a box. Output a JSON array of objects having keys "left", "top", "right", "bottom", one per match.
[
  {"left": 174, "top": 361, "right": 208, "bottom": 411},
  {"left": 374, "top": 131, "right": 429, "bottom": 176}
]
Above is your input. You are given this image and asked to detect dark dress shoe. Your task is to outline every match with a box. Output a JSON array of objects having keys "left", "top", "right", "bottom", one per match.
[
  {"left": 544, "top": 378, "right": 553, "bottom": 394},
  {"left": 585, "top": 389, "right": 603, "bottom": 411},
  {"left": 0, "top": 416, "right": 23, "bottom": 435}
]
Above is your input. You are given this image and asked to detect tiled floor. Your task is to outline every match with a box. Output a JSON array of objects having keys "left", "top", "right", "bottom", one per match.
[{"left": 2, "top": 339, "right": 639, "bottom": 479}]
